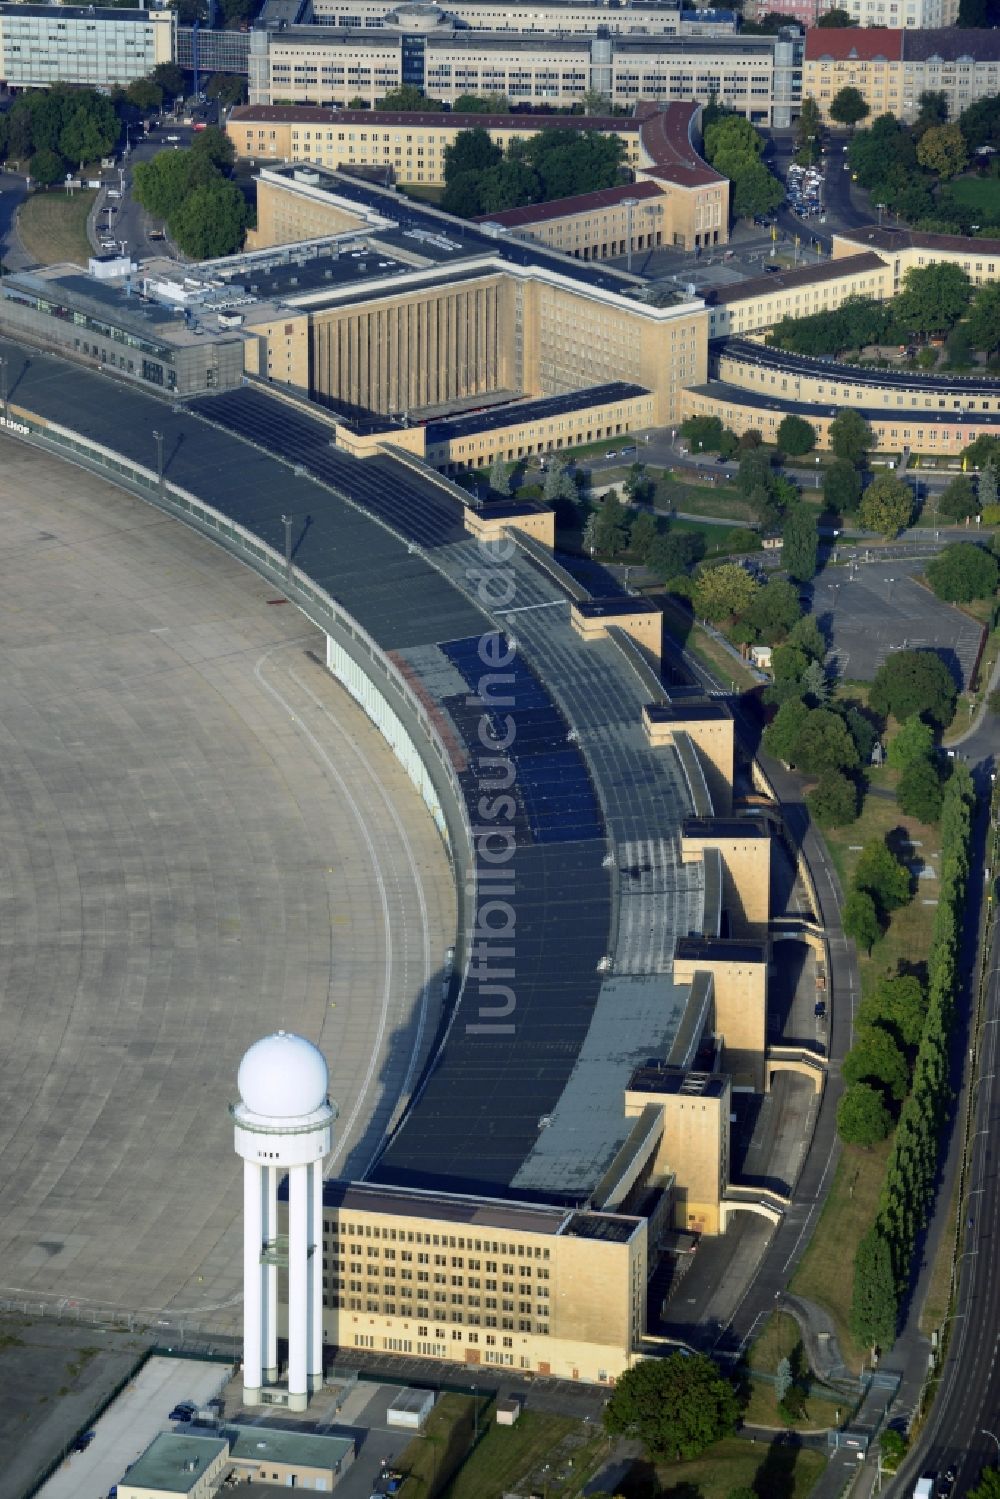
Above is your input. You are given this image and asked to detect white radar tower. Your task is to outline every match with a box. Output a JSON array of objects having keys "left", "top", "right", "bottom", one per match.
[{"left": 232, "top": 1032, "right": 336, "bottom": 1411}]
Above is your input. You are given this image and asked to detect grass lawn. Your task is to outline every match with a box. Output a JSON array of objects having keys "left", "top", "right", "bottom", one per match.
[
  {"left": 616, "top": 1435, "right": 827, "bottom": 1499},
  {"left": 742, "top": 1377, "right": 840, "bottom": 1432},
  {"left": 18, "top": 188, "right": 96, "bottom": 266},
  {"left": 946, "top": 175, "right": 1000, "bottom": 220},
  {"left": 748, "top": 1311, "right": 802, "bottom": 1375},
  {"left": 658, "top": 596, "right": 760, "bottom": 692},
  {"left": 395, "top": 1396, "right": 608, "bottom": 1499},
  {"left": 790, "top": 1139, "right": 893, "bottom": 1371}
]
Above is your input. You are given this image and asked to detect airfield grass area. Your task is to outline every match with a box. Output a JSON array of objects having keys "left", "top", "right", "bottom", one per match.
[{"left": 18, "top": 189, "right": 96, "bottom": 266}]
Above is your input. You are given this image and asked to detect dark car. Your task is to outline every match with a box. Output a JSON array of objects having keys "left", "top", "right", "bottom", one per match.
[
  {"left": 765, "top": 264, "right": 781, "bottom": 273},
  {"left": 72, "top": 1430, "right": 95, "bottom": 1453},
  {"left": 814, "top": 1000, "right": 827, "bottom": 1019},
  {"left": 169, "top": 1402, "right": 196, "bottom": 1422}
]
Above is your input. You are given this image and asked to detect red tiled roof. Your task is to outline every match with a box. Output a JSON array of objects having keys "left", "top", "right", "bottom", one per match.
[
  {"left": 636, "top": 100, "right": 727, "bottom": 188},
  {"left": 473, "top": 180, "right": 663, "bottom": 230},
  {"left": 804, "top": 27, "right": 904, "bottom": 61}
]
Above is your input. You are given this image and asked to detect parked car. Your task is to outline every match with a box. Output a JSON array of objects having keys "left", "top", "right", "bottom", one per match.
[
  {"left": 72, "top": 1431, "right": 95, "bottom": 1453},
  {"left": 169, "top": 1402, "right": 196, "bottom": 1422},
  {"left": 814, "top": 1000, "right": 827, "bottom": 1019}
]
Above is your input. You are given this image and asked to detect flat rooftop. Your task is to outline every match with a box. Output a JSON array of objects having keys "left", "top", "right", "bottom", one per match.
[
  {"left": 575, "top": 595, "right": 660, "bottom": 618},
  {"left": 426, "top": 382, "right": 649, "bottom": 442},
  {"left": 122, "top": 1433, "right": 228, "bottom": 1493},
  {"left": 720, "top": 336, "right": 1000, "bottom": 396},
  {"left": 706, "top": 251, "right": 886, "bottom": 308},
  {"left": 562, "top": 1211, "right": 642, "bottom": 1243},
  {"left": 645, "top": 699, "right": 730, "bottom": 722},
  {"left": 688, "top": 381, "right": 995, "bottom": 425},
  {"left": 674, "top": 936, "right": 766, "bottom": 964},
  {"left": 227, "top": 1424, "right": 354, "bottom": 1470},
  {"left": 321, "top": 1179, "right": 571, "bottom": 1233},
  {"left": 683, "top": 816, "right": 768, "bottom": 838},
  {"left": 627, "top": 1062, "right": 729, "bottom": 1097}
]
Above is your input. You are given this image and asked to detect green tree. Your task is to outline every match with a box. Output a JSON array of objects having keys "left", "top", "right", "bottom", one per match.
[
  {"left": 444, "top": 127, "right": 503, "bottom": 183},
  {"left": 837, "top": 1082, "right": 893, "bottom": 1146},
  {"left": 543, "top": 459, "right": 577, "bottom": 507},
  {"left": 854, "top": 838, "right": 911, "bottom": 913},
  {"left": 60, "top": 105, "right": 113, "bottom": 167},
  {"left": 594, "top": 489, "right": 629, "bottom": 558},
  {"left": 979, "top": 463, "right": 998, "bottom": 512},
  {"left": 817, "top": 5, "right": 852, "bottom": 20},
  {"left": 851, "top": 1228, "right": 898, "bottom": 1349},
  {"left": 776, "top": 414, "right": 816, "bottom": 457},
  {"left": 967, "top": 283, "right": 1000, "bottom": 357},
  {"left": 152, "top": 62, "right": 185, "bottom": 99},
  {"left": 453, "top": 93, "right": 508, "bottom": 113},
  {"left": 442, "top": 170, "right": 485, "bottom": 217},
  {"left": 895, "top": 261, "right": 972, "bottom": 337},
  {"left": 824, "top": 458, "right": 863, "bottom": 514},
  {"left": 133, "top": 149, "right": 198, "bottom": 220},
  {"left": 680, "top": 414, "right": 726, "bottom": 452},
  {"left": 623, "top": 462, "right": 653, "bottom": 506},
  {"left": 887, "top": 714, "right": 935, "bottom": 771},
  {"left": 963, "top": 434, "right": 1000, "bottom": 471},
  {"left": 782, "top": 503, "right": 819, "bottom": 583},
  {"left": 926, "top": 542, "right": 999, "bottom": 602},
  {"left": 126, "top": 77, "right": 163, "bottom": 113},
  {"left": 170, "top": 180, "right": 247, "bottom": 258},
  {"left": 808, "top": 770, "right": 859, "bottom": 827},
  {"left": 379, "top": 85, "right": 444, "bottom": 111},
  {"left": 629, "top": 510, "right": 658, "bottom": 561},
  {"left": 693, "top": 563, "right": 759, "bottom": 623},
  {"left": 897, "top": 758, "right": 945, "bottom": 823},
  {"left": 603, "top": 1353, "right": 740, "bottom": 1461},
  {"left": 843, "top": 888, "right": 881, "bottom": 953},
  {"left": 915, "top": 90, "right": 949, "bottom": 132},
  {"left": 764, "top": 698, "right": 810, "bottom": 763},
  {"left": 489, "top": 453, "right": 510, "bottom": 496},
  {"left": 792, "top": 708, "right": 859, "bottom": 775},
  {"left": 28, "top": 148, "right": 65, "bottom": 185},
  {"left": 802, "top": 658, "right": 829, "bottom": 704},
  {"left": 937, "top": 474, "right": 979, "bottom": 522},
  {"left": 916, "top": 122, "right": 969, "bottom": 179},
  {"left": 647, "top": 530, "right": 705, "bottom": 582},
  {"left": 829, "top": 409, "right": 873, "bottom": 466},
  {"left": 732, "top": 161, "right": 785, "bottom": 220},
  {"left": 830, "top": 87, "right": 870, "bottom": 129},
  {"left": 788, "top": 613, "right": 826, "bottom": 661},
  {"left": 968, "top": 1469, "right": 1000, "bottom": 1499},
  {"left": 797, "top": 95, "right": 823, "bottom": 149},
  {"left": 189, "top": 125, "right": 236, "bottom": 172},
  {"left": 744, "top": 578, "right": 802, "bottom": 641},
  {"left": 219, "top": 0, "right": 259, "bottom": 19},
  {"left": 870, "top": 649, "right": 957, "bottom": 727},
  {"left": 859, "top": 973, "right": 927, "bottom": 1050},
  {"left": 859, "top": 473, "right": 914, "bottom": 538},
  {"left": 206, "top": 73, "right": 248, "bottom": 108}
]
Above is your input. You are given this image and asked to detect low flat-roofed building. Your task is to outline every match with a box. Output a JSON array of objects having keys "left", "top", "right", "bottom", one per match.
[
  {"left": 308, "top": 0, "right": 737, "bottom": 35},
  {"left": 118, "top": 1433, "right": 229, "bottom": 1499},
  {"left": 227, "top": 1424, "right": 355, "bottom": 1487}
]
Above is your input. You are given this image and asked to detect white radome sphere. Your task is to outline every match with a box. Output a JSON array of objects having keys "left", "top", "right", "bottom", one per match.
[{"left": 238, "top": 1032, "right": 329, "bottom": 1119}]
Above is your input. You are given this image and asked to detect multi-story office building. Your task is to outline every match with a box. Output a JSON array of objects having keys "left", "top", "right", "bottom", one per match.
[
  {"left": 0, "top": 3, "right": 174, "bottom": 89},
  {"left": 745, "top": 0, "right": 957, "bottom": 26},
  {"left": 804, "top": 28, "right": 1000, "bottom": 123},
  {"left": 247, "top": 23, "right": 802, "bottom": 122},
  {"left": 310, "top": 0, "right": 738, "bottom": 33},
  {"left": 228, "top": 99, "right": 730, "bottom": 249}
]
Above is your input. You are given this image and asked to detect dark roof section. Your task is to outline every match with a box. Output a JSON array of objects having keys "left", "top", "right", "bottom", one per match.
[
  {"left": 804, "top": 26, "right": 904, "bottom": 60},
  {"left": 705, "top": 251, "right": 886, "bottom": 308},
  {"left": 674, "top": 936, "right": 767, "bottom": 964},
  {"left": 645, "top": 699, "right": 730, "bottom": 722},
  {"left": 635, "top": 100, "right": 728, "bottom": 189},
  {"left": 231, "top": 103, "right": 639, "bottom": 135},
  {"left": 0, "top": 2, "right": 154, "bottom": 15},
  {"left": 835, "top": 223, "right": 1000, "bottom": 258},
  {"left": 575, "top": 595, "right": 660, "bottom": 618},
  {"left": 562, "top": 1211, "right": 642, "bottom": 1243},
  {"left": 718, "top": 336, "right": 1000, "bottom": 396},
  {"left": 903, "top": 27, "right": 1000, "bottom": 61},
  {"left": 319, "top": 1180, "right": 570, "bottom": 1233},
  {"left": 682, "top": 816, "right": 769, "bottom": 839},
  {"left": 627, "top": 1061, "right": 728, "bottom": 1096},
  {"left": 688, "top": 381, "right": 997, "bottom": 426},
  {"left": 425, "top": 382, "right": 649, "bottom": 442},
  {"left": 474, "top": 181, "right": 664, "bottom": 232}
]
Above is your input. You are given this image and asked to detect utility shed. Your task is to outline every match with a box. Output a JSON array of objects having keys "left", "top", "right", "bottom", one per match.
[{"left": 387, "top": 1388, "right": 435, "bottom": 1430}]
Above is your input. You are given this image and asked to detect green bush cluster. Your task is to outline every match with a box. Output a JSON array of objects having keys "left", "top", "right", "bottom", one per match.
[{"left": 850, "top": 765, "right": 976, "bottom": 1349}]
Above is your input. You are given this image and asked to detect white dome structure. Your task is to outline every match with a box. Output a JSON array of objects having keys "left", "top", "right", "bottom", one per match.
[
  {"left": 238, "top": 1031, "right": 329, "bottom": 1119},
  {"left": 232, "top": 1033, "right": 337, "bottom": 1413}
]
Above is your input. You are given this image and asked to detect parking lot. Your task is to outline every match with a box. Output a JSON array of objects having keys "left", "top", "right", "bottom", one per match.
[
  {"left": 811, "top": 558, "right": 984, "bottom": 688},
  {"left": 37, "top": 1356, "right": 231, "bottom": 1499}
]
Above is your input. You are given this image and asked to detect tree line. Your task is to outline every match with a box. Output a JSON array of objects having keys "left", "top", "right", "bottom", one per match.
[
  {"left": 132, "top": 127, "right": 249, "bottom": 258},
  {"left": 441, "top": 126, "right": 626, "bottom": 218},
  {"left": 850, "top": 764, "right": 976, "bottom": 1350}
]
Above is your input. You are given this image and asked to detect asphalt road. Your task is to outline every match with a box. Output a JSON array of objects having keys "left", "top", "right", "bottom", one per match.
[
  {"left": 96, "top": 124, "right": 195, "bottom": 259},
  {"left": 888, "top": 688, "right": 1000, "bottom": 1498},
  {"left": 0, "top": 168, "right": 30, "bottom": 270}
]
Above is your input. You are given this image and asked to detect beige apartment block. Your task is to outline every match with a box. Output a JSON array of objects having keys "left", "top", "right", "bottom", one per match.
[
  {"left": 681, "top": 817, "right": 771, "bottom": 937},
  {"left": 804, "top": 28, "right": 1000, "bottom": 124},
  {"left": 642, "top": 700, "right": 734, "bottom": 814},
  {"left": 705, "top": 251, "right": 891, "bottom": 340},
  {"left": 625, "top": 1066, "right": 731, "bottom": 1235},
  {"left": 673, "top": 937, "right": 768, "bottom": 1091},
  {"left": 311, "top": 1182, "right": 648, "bottom": 1383},
  {"left": 832, "top": 224, "right": 1000, "bottom": 290}
]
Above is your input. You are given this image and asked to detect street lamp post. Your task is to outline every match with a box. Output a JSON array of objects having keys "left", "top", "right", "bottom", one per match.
[
  {"left": 152, "top": 428, "right": 164, "bottom": 501},
  {"left": 281, "top": 513, "right": 293, "bottom": 583}
]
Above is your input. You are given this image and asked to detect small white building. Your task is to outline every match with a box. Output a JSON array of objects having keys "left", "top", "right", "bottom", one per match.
[
  {"left": 387, "top": 1387, "right": 435, "bottom": 1430},
  {"left": 749, "top": 644, "right": 773, "bottom": 671}
]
